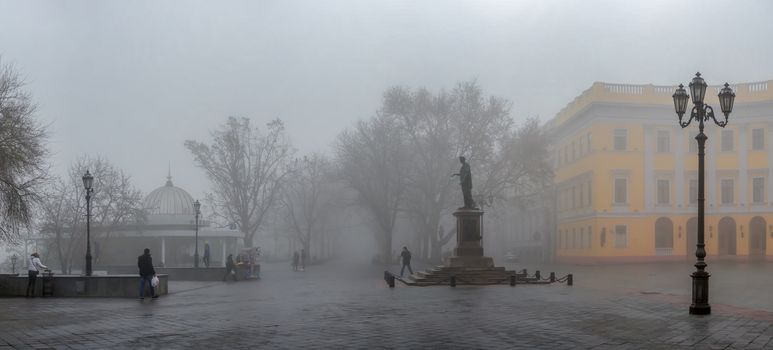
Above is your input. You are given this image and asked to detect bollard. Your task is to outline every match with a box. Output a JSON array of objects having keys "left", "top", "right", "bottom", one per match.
[
  {"left": 549, "top": 272, "right": 556, "bottom": 283},
  {"left": 567, "top": 274, "right": 573, "bottom": 286},
  {"left": 450, "top": 275, "right": 456, "bottom": 287},
  {"left": 510, "top": 274, "right": 516, "bottom": 287},
  {"left": 535, "top": 270, "right": 541, "bottom": 280},
  {"left": 384, "top": 271, "right": 395, "bottom": 288}
]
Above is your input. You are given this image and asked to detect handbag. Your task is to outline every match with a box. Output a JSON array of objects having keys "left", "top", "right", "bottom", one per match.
[{"left": 151, "top": 275, "right": 159, "bottom": 287}]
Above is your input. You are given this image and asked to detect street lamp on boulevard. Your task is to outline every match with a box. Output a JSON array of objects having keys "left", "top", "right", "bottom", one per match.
[
  {"left": 82, "top": 170, "right": 94, "bottom": 277},
  {"left": 672, "top": 72, "right": 735, "bottom": 315},
  {"left": 194, "top": 199, "right": 201, "bottom": 268}
]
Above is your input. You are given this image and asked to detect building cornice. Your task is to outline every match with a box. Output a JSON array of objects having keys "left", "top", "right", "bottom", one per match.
[{"left": 548, "top": 80, "right": 773, "bottom": 133}]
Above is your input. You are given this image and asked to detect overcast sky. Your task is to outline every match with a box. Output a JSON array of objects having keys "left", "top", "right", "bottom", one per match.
[{"left": 2, "top": 0, "right": 773, "bottom": 199}]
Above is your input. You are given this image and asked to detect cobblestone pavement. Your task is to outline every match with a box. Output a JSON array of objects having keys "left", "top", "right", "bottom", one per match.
[{"left": 2, "top": 260, "right": 773, "bottom": 349}]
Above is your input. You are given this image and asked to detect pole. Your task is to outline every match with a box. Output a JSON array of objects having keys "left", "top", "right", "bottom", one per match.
[
  {"left": 85, "top": 190, "right": 92, "bottom": 277},
  {"left": 194, "top": 212, "right": 200, "bottom": 268},
  {"left": 690, "top": 113, "right": 711, "bottom": 315}
]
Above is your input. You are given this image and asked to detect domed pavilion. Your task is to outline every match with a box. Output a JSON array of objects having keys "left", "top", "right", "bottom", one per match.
[{"left": 96, "top": 174, "right": 243, "bottom": 268}]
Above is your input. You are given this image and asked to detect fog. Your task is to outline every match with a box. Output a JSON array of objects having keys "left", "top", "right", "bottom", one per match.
[
  {"left": 3, "top": 0, "right": 773, "bottom": 270},
  {"left": 2, "top": 0, "right": 771, "bottom": 194}
]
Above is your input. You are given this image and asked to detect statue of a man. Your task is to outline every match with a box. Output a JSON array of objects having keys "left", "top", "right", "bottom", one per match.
[{"left": 452, "top": 156, "right": 476, "bottom": 209}]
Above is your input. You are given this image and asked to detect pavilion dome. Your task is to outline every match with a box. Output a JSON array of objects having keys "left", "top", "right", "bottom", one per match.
[{"left": 143, "top": 175, "right": 195, "bottom": 216}]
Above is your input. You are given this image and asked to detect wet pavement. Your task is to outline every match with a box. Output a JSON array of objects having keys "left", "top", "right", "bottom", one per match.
[{"left": 1, "top": 259, "right": 773, "bottom": 349}]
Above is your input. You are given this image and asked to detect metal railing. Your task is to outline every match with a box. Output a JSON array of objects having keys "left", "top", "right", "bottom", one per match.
[{"left": 655, "top": 247, "right": 673, "bottom": 256}]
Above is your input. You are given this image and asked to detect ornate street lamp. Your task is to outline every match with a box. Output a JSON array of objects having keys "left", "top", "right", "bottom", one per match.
[
  {"left": 673, "top": 72, "right": 735, "bottom": 315},
  {"left": 82, "top": 170, "right": 94, "bottom": 277},
  {"left": 194, "top": 199, "right": 201, "bottom": 268}
]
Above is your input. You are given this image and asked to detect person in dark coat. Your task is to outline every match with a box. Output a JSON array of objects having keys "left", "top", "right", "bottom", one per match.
[
  {"left": 137, "top": 248, "right": 157, "bottom": 299},
  {"left": 223, "top": 254, "right": 237, "bottom": 282},
  {"left": 400, "top": 246, "right": 413, "bottom": 277},
  {"left": 202, "top": 243, "right": 211, "bottom": 268}
]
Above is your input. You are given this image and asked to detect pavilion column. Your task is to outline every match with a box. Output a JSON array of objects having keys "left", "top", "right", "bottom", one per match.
[{"left": 161, "top": 238, "right": 166, "bottom": 266}]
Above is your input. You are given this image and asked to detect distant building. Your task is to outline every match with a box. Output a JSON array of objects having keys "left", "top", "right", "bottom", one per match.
[
  {"left": 547, "top": 80, "right": 773, "bottom": 262},
  {"left": 95, "top": 174, "right": 242, "bottom": 268},
  {"left": 486, "top": 194, "right": 554, "bottom": 263}
]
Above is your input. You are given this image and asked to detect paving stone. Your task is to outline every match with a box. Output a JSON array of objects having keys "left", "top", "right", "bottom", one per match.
[{"left": 1, "top": 261, "right": 773, "bottom": 349}]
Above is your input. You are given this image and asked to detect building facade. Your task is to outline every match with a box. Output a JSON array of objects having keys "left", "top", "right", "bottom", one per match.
[{"left": 548, "top": 80, "right": 773, "bottom": 262}]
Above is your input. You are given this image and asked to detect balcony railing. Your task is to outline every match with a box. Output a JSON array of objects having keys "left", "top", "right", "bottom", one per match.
[
  {"left": 605, "top": 84, "right": 643, "bottom": 94},
  {"left": 748, "top": 81, "right": 768, "bottom": 92}
]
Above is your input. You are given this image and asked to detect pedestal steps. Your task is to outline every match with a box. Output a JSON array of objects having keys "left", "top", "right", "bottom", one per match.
[{"left": 408, "top": 266, "right": 516, "bottom": 286}]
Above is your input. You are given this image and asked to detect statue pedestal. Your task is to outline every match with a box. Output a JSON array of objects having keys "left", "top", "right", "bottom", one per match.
[
  {"left": 447, "top": 209, "right": 494, "bottom": 268},
  {"left": 402, "top": 208, "right": 515, "bottom": 286}
]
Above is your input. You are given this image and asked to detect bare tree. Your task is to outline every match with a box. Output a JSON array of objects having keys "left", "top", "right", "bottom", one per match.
[
  {"left": 39, "top": 177, "right": 81, "bottom": 274},
  {"left": 77, "top": 157, "right": 145, "bottom": 263},
  {"left": 39, "top": 156, "right": 144, "bottom": 273},
  {"left": 185, "top": 117, "right": 293, "bottom": 247},
  {"left": 0, "top": 58, "right": 47, "bottom": 244},
  {"left": 279, "top": 153, "right": 336, "bottom": 261},
  {"left": 335, "top": 115, "right": 409, "bottom": 264},
  {"left": 477, "top": 117, "right": 553, "bottom": 205},
  {"left": 381, "top": 81, "right": 552, "bottom": 262}
]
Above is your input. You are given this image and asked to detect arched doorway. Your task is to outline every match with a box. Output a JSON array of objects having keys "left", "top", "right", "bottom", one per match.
[
  {"left": 655, "top": 217, "right": 674, "bottom": 255},
  {"left": 718, "top": 216, "right": 737, "bottom": 256},
  {"left": 686, "top": 217, "right": 698, "bottom": 257},
  {"left": 749, "top": 216, "right": 767, "bottom": 257}
]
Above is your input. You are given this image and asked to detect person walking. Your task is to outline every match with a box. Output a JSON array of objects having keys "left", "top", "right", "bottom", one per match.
[
  {"left": 400, "top": 246, "right": 413, "bottom": 277},
  {"left": 292, "top": 251, "right": 299, "bottom": 271},
  {"left": 300, "top": 248, "right": 306, "bottom": 271},
  {"left": 26, "top": 252, "right": 48, "bottom": 297},
  {"left": 202, "top": 243, "right": 211, "bottom": 268},
  {"left": 137, "top": 248, "right": 158, "bottom": 300},
  {"left": 223, "top": 254, "right": 237, "bottom": 282}
]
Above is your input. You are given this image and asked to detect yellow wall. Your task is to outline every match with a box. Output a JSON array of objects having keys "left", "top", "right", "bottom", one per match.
[{"left": 551, "top": 81, "right": 773, "bottom": 260}]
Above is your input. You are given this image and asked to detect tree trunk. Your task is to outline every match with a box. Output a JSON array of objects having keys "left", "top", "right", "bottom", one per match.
[
  {"left": 429, "top": 226, "right": 456, "bottom": 263},
  {"left": 244, "top": 229, "right": 253, "bottom": 247}
]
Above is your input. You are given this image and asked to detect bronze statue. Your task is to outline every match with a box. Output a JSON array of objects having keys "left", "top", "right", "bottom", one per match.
[{"left": 452, "top": 156, "right": 476, "bottom": 209}]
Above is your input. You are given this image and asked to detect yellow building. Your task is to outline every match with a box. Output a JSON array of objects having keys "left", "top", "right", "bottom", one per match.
[{"left": 548, "top": 80, "right": 773, "bottom": 262}]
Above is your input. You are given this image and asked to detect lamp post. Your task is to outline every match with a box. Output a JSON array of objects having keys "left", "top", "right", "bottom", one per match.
[
  {"left": 11, "top": 255, "right": 17, "bottom": 274},
  {"left": 194, "top": 200, "right": 201, "bottom": 268},
  {"left": 673, "top": 72, "right": 735, "bottom": 315},
  {"left": 82, "top": 170, "right": 94, "bottom": 277}
]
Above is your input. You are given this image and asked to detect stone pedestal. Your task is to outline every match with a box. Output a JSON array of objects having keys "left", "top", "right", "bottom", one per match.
[
  {"left": 404, "top": 208, "right": 515, "bottom": 286},
  {"left": 447, "top": 209, "right": 494, "bottom": 268}
]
